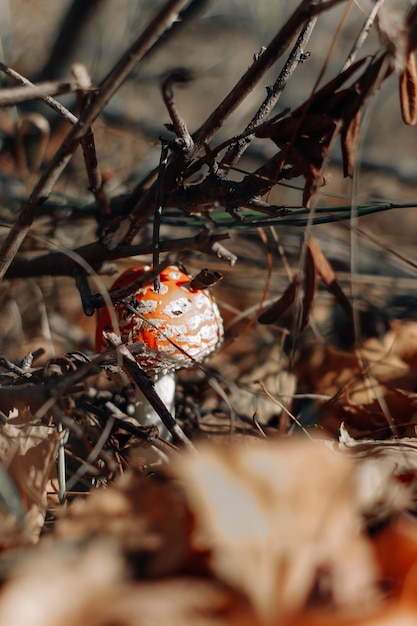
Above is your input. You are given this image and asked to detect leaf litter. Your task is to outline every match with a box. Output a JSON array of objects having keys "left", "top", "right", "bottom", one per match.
[{"left": 2, "top": 1, "right": 417, "bottom": 625}]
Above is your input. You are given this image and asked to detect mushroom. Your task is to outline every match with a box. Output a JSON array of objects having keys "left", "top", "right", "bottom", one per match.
[{"left": 95, "top": 265, "right": 223, "bottom": 439}]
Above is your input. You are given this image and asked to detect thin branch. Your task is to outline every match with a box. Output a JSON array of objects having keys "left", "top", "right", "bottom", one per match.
[
  {"left": 153, "top": 142, "right": 170, "bottom": 291},
  {"left": 73, "top": 266, "right": 96, "bottom": 316},
  {"left": 162, "top": 69, "right": 194, "bottom": 150},
  {"left": 0, "top": 0, "right": 190, "bottom": 280},
  {"left": 105, "top": 332, "right": 196, "bottom": 451},
  {"left": 220, "top": 15, "right": 318, "bottom": 169},
  {"left": 103, "top": 0, "right": 346, "bottom": 249},
  {"left": 342, "top": 0, "right": 385, "bottom": 70},
  {"left": 0, "top": 79, "right": 79, "bottom": 106},
  {"left": 73, "top": 64, "right": 111, "bottom": 218},
  {"left": 3, "top": 231, "right": 230, "bottom": 279},
  {"left": 0, "top": 62, "right": 78, "bottom": 124},
  {"left": 191, "top": 0, "right": 344, "bottom": 148}
]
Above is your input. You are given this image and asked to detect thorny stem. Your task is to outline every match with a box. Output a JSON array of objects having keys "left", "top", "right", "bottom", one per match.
[
  {"left": 0, "top": 0, "right": 189, "bottom": 280},
  {"left": 220, "top": 15, "right": 318, "bottom": 170}
]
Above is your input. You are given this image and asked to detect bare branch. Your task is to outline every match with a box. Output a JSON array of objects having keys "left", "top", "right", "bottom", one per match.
[
  {"left": 0, "top": 0, "right": 190, "bottom": 280},
  {"left": 220, "top": 15, "right": 318, "bottom": 169},
  {"left": 4, "top": 231, "right": 230, "bottom": 279},
  {"left": 0, "top": 62, "right": 78, "bottom": 124},
  {"left": 103, "top": 0, "right": 346, "bottom": 249},
  {"left": 0, "top": 78, "right": 79, "bottom": 106},
  {"left": 162, "top": 69, "right": 194, "bottom": 150},
  {"left": 73, "top": 64, "right": 111, "bottom": 218}
]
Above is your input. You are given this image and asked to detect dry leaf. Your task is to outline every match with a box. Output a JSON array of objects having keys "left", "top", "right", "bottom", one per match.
[
  {"left": 307, "top": 237, "right": 352, "bottom": 319},
  {"left": 69, "top": 579, "right": 250, "bottom": 626},
  {"left": 399, "top": 52, "right": 417, "bottom": 125},
  {"left": 373, "top": 514, "right": 417, "bottom": 596},
  {"left": 384, "top": 319, "right": 417, "bottom": 370},
  {"left": 173, "top": 439, "right": 378, "bottom": 621},
  {"left": 331, "top": 429, "right": 417, "bottom": 520},
  {"left": 55, "top": 469, "right": 192, "bottom": 577},
  {"left": 258, "top": 275, "right": 298, "bottom": 325},
  {"left": 0, "top": 409, "right": 59, "bottom": 544},
  {"left": 0, "top": 539, "right": 124, "bottom": 626},
  {"left": 255, "top": 56, "right": 385, "bottom": 204}
]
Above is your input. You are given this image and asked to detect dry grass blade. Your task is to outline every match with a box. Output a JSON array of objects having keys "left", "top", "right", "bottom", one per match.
[{"left": 301, "top": 243, "right": 317, "bottom": 331}]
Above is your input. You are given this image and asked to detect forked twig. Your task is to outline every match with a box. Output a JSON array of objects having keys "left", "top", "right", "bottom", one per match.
[
  {"left": 192, "top": 0, "right": 344, "bottom": 147},
  {"left": 0, "top": 61, "right": 78, "bottom": 124}
]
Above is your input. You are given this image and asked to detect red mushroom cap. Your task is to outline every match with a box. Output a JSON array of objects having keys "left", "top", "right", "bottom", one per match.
[{"left": 95, "top": 265, "right": 223, "bottom": 375}]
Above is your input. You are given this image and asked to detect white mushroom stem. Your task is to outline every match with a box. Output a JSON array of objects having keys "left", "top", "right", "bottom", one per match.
[{"left": 135, "top": 371, "right": 176, "bottom": 441}]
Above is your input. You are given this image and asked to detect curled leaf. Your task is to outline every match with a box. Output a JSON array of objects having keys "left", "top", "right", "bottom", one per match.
[
  {"left": 308, "top": 237, "right": 352, "bottom": 319},
  {"left": 341, "top": 109, "right": 361, "bottom": 177},
  {"left": 400, "top": 52, "right": 417, "bottom": 125},
  {"left": 258, "top": 276, "right": 298, "bottom": 325}
]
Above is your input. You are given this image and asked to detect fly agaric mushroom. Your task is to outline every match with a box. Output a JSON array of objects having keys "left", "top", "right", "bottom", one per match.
[{"left": 95, "top": 265, "right": 223, "bottom": 439}]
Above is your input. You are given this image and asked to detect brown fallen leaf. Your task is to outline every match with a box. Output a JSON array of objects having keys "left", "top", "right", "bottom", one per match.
[
  {"left": 384, "top": 319, "right": 417, "bottom": 370},
  {"left": 68, "top": 579, "right": 254, "bottom": 626},
  {"left": 0, "top": 408, "right": 59, "bottom": 545},
  {"left": 173, "top": 438, "right": 378, "bottom": 621},
  {"left": 373, "top": 514, "right": 417, "bottom": 596},
  {"left": 55, "top": 468, "right": 193, "bottom": 578},
  {"left": 0, "top": 539, "right": 125, "bottom": 626}
]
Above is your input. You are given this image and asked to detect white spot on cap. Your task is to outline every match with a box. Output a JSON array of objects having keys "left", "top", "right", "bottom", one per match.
[
  {"left": 162, "top": 297, "right": 193, "bottom": 318},
  {"left": 135, "top": 299, "right": 158, "bottom": 314},
  {"left": 167, "top": 270, "right": 182, "bottom": 280}
]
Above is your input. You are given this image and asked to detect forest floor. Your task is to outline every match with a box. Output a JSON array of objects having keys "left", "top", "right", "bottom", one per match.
[{"left": 1, "top": 1, "right": 417, "bottom": 625}]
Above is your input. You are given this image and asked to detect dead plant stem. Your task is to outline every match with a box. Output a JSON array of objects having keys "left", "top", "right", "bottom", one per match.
[
  {"left": 221, "top": 15, "right": 318, "bottom": 169},
  {"left": 0, "top": 62, "right": 78, "bottom": 123},
  {"left": 103, "top": 0, "right": 346, "bottom": 249}
]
